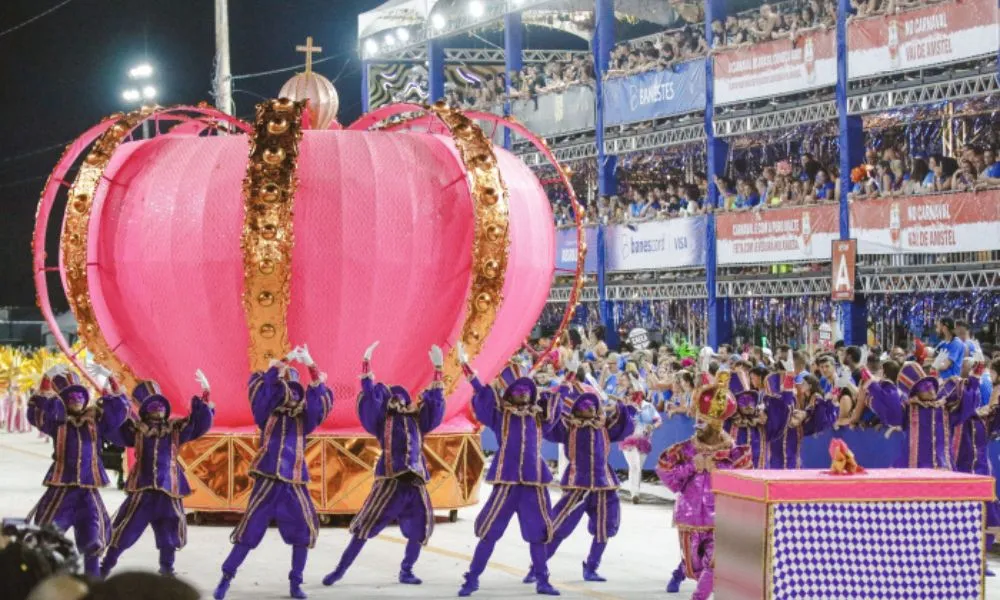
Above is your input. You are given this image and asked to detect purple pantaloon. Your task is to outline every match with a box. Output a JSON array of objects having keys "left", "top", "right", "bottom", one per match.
[
  {"left": 547, "top": 489, "right": 619, "bottom": 570},
  {"left": 328, "top": 477, "right": 432, "bottom": 581},
  {"left": 669, "top": 529, "right": 714, "bottom": 600},
  {"left": 467, "top": 484, "right": 553, "bottom": 579},
  {"left": 101, "top": 490, "right": 186, "bottom": 576},
  {"left": 221, "top": 476, "right": 318, "bottom": 586},
  {"left": 29, "top": 486, "right": 110, "bottom": 577}
]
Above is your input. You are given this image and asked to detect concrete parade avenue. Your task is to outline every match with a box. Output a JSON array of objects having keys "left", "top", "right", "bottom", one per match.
[{"left": 4, "top": 431, "right": 1000, "bottom": 598}]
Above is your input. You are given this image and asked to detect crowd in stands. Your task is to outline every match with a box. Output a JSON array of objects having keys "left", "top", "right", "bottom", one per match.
[
  {"left": 549, "top": 140, "right": 1000, "bottom": 228},
  {"left": 850, "top": 144, "right": 1000, "bottom": 199},
  {"left": 444, "top": 54, "right": 595, "bottom": 109}
]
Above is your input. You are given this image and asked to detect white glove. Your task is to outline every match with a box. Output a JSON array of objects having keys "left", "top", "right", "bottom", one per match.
[
  {"left": 363, "top": 341, "right": 379, "bottom": 362},
  {"left": 565, "top": 354, "right": 581, "bottom": 374},
  {"left": 284, "top": 347, "right": 300, "bottom": 363},
  {"left": 298, "top": 344, "right": 315, "bottom": 367},
  {"left": 85, "top": 362, "right": 110, "bottom": 379},
  {"left": 780, "top": 350, "right": 795, "bottom": 373},
  {"left": 931, "top": 349, "right": 950, "bottom": 371},
  {"left": 859, "top": 346, "right": 870, "bottom": 367},
  {"left": 429, "top": 345, "right": 444, "bottom": 368},
  {"left": 45, "top": 364, "right": 70, "bottom": 379},
  {"left": 195, "top": 369, "right": 210, "bottom": 392},
  {"left": 456, "top": 341, "right": 470, "bottom": 365}
]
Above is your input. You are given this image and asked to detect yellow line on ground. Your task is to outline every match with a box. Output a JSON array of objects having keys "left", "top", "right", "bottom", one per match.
[
  {"left": 0, "top": 441, "right": 50, "bottom": 460},
  {"left": 375, "top": 533, "right": 623, "bottom": 600}
]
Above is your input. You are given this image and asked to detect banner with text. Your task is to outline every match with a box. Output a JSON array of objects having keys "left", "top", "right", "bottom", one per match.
[
  {"left": 603, "top": 59, "right": 707, "bottom": 126},
  {"left": 554, "top": 226, "right": 598, "bottom": 273},
  {"left": 713, "top": 29, "right": 836, "bottom": 105},
  {"left": 606, "top": 217, "right": 707, "bottom": 271},
  {"left": 716, "top": 205, "right": 840, "bottom": 265},
  {"left": 850, "top": 192, "right": 1000, "bottom": 254},
  {"left": 848, "top": 0, "right": 999, "bottom": 79},
  {"left": 510, "top": 84, "right": 596, "bottom": 137}
]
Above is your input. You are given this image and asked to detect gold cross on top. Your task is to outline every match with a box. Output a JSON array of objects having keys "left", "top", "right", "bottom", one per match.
[{"left": 296, "top": 36, "right": 322, "bottom": 75}]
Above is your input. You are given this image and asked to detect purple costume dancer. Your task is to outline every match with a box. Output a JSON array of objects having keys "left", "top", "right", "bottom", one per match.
[
  {"left": 724, "top": 370, "right": 773, "bottom": 469},
  {"left": 214, "top": 345, "right": 333, "bottom": 600},
  {"left": 869, "top": 361, "right": 970, "bottom": 469},
  {"left": 457, "top": 343, "right": 563, "bottom": 597},
  {"left": 528, "top": 388, "right": 635, "bottom": 583},
  {"left": 100, "top": 374, "right": 215, "bottom": 577},
  {"left": 323, "top": 342, "right": 446, "bottom": 587},
  {"left": 949, "top": 371, "right": 1000, "bottom": 559},
  {"left": 26, "top": 365, "right": 129, "bottom": 578},
  {"left": 659, "top": 372, "right": 752, "bottom": 600},
  {"left": 763, "top": 369, "right": 837, "bottom": 469}
]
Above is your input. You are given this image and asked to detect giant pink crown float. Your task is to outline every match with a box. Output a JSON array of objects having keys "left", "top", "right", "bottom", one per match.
[{"left": 33, "top": 52, "right": 586, "bottom": 515}]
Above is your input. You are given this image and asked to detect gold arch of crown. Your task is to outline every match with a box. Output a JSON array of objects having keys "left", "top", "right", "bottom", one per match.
[{"left": 240, "top": 98, "right": 307, "bottom": 370}]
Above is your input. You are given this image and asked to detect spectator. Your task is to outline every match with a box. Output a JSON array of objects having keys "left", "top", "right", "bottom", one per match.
[{"left": 813, "top": 169, "right": 835, "bottom": 201}]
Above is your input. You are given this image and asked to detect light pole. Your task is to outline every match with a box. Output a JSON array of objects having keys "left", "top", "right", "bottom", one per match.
[{"left": 121, "top": 63, "right": 158, "bottom": 139}]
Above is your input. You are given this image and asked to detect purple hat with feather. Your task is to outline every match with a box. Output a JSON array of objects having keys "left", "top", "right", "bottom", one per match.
[{"left": 133, "top": 380, "right": 171, "bottom": 419}]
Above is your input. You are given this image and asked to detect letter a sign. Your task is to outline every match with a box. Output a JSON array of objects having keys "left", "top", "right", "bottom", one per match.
[{"left": 831, "top": 239, "right": 857, "bottom": 301}]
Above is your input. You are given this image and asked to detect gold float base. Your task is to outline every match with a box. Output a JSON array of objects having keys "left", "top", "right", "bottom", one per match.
[{"left": 178, "top": 431, "right": 485, "bottom": 514}]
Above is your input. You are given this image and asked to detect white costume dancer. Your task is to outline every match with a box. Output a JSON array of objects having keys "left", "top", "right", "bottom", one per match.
[{"left": 619, "top": 367, "right": 661, "bottom": 503}]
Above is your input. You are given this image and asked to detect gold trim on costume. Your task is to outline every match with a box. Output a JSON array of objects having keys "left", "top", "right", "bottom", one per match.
[{"left": 240, "top": 99, "right": 306, "bottom": 371}]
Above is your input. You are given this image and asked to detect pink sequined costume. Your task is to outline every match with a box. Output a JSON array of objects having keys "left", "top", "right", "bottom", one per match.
[{"left": 657, "top": 372, "right": 752, "bottom": 600}]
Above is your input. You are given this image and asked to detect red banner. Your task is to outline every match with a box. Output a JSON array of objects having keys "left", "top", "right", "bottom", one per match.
[
  {"left": 831, "top": 240, "right": 857, "bottom": 301},
  {"left": 716, "top": 205, "right": 840, "bottom": 265},
  {"left": 850, "top": 191, "right": 1000, "bottom": 254},
  {"left": 848, "top": 0, "right": 999, "bottom": 78},
  {"left": 713, "top": 29, "right": 836, "bottom": 105}
]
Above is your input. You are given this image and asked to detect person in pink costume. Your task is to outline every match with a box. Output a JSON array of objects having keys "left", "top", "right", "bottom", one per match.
[{"left": 657, "top": 371, "right": 752, "bottom": 600}]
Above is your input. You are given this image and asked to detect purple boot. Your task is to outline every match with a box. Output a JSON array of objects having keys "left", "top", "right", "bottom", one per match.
[
  {"left": 665, "top": 562, "right": 685, "bottom": 593},
  {"left": 399, "top": 539, "right": 423, "bottom": 585},
  {"left": 289, "top": 545, "right": 308, "bottom": 599},
  {"left": 323, "top": 537, "right": 364, "bottom": 586}
]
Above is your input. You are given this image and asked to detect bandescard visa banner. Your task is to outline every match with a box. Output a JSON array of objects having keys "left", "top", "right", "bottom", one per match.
[
  {"left": 603, "top": 59, "right": 707, "bottom": 126},
  {"left": 605, "top": 217, "right": 707, "bottom": 271},
  {"left": 716, "top": 205, "right": 839, "bottom": 265}
]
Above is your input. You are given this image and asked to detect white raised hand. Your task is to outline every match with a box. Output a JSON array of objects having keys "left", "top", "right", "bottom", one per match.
[
  {"left": 195, "top": 369, "right": 210, "bottom": 392},
  {"left": 364, "top": 341, "right": 380, "bottom": 362},
  {"left": 429, "top": 345, "right": 444, "bottom": 369},
  {"left": 298, "top": 344, "right": 315, "bottom": 367},
  {"left": 456, "top": 342, "right": 470, "bottom": 365}
]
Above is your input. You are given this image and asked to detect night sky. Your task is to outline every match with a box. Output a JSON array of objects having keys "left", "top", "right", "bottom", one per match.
[{"left": 0, "top": 0, "right": 383, "bottom": 307}]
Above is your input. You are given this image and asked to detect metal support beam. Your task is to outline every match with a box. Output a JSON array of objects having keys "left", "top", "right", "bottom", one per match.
[
  {"left": 503, "top": 13, "right": 523, "bottom": 150},
  {"left": 427, "top": 39, "right": 444, "bottom": 103}
]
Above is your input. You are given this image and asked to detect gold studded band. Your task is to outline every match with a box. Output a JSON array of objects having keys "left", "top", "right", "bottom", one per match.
[
  {"left": 240, "top": 99, "right": 306, "bottom": 371},
  {"left": 424, "top": 103, "right": 512, "bottom": 395},
  {"left": 62, "top": 108, "right": 159, "bottom": 392}
]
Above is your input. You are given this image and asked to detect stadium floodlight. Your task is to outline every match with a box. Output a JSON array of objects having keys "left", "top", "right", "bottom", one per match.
[
  {"left": 364, "top": 38, "right": 379, "bottom": 55},
  {"left": 397, "top": 27, "right": 410, "bottom": 42},
  {"left": 469, "top": 0, "right": 485, "bottom": 17},
  {"left": 142, "top": 86, "right": 157, "bottom": 100},
  {"left": 431, "top": 13, "right": 447, "bottom": 30},
  {"left": 122, "top": 88, "right": 141, "bottom": 102},
  {"left": 129, "top": 63, "right": 154, "bottom": 79}
]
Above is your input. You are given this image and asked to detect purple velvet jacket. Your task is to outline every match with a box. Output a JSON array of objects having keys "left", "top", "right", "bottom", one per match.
[
  {"left": 358, "top": 377, "right": 445, "bottom": 482},
  {"left": 28, "top": 393, "right": 129, "bottom": 488},
  {"left": 470, "top": 376, "right": 562, "bottom": 486},
  {"left": 108, "top": 397, "right": 214, "bottom": 498},
  {"left": 656, "top": 433, "right": 752, "bottom": 530},
  {"left": 868, "top": 377, "right": 973, "bottom": 469},
  {"left": 950, "top": 377, "right": 997, "bottom": 475},
  {"left": 765, "top": 390, "right": 837, "bottom": 470},
  {"left": 545, "top": 401, "right": 635, "bottom": 490},
  {"left": 248, "top": 366, "right": 333, "bottom": 484}
]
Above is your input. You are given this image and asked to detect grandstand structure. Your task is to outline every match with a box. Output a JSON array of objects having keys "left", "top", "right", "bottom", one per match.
[{"left": 357, "top": 0, "right": 1000, "bottom": 349}]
